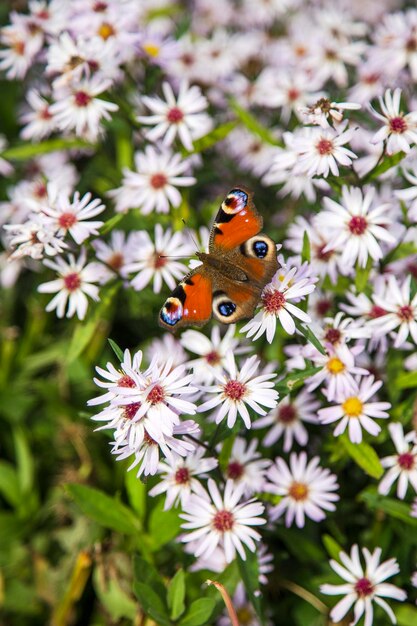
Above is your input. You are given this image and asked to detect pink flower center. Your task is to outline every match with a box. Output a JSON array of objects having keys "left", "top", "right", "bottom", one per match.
[
  {"left": 94, "top": 1, "right": 108, "bottom": 10},
  {"left": 64, "top": 272, "right": 81, "bottom": 292},
  {"left": 398, "top": 305, "right": 414, "bottom": 321},
  {"left": 406, "top": 37, "right": 417, "bottom": 52},
  {"left": 36, "top": 9, "right": 50, "bottom": 19},
  {"left": 153, "top": 252, "right": 166, "bottom": 269},
  {"left": 398, "top": 452, "right": 415, "bottom": 470},
  {"left": 123, "top": 402, "right": 141, "bottom": 420},
  {"left": 34, "top": 182, "right": 47, "bottom": 198},
  {"left": 315, "top": 244, "right": 334, "bottom": 261},
  {"left": 288, "top": 481, "right": 309, "bottom": 501},
  {"left": 369, "top": 305, "right": 387, "bottom": 319},
  {"left": 150, "top": 173, "right": 167, "bottom": 189},
  {"left": 278, "top": 404, "right": 296, "bottom": 424},
  {"left": 389, "top": 116, "right": 407, "bottom": 134},
  {"left": 224, "top": 380, "right": 246, "bottom": 401},
  {"left": 316, "top": 138, "right": 334, "bottom": 155},
  {"left": 118, "top": 375, "right": 135, "bottom": 388},
  {"left": 58, "top": 212, "right": 77, "bottom": 229},
  {"left": 181, "top": 53, "right": 195, "bottom": 66},
  {"left": 212, "top": 509, "right": 234, "bottom": 532},
  {"left": 262, "top": 289, "right": 286, "bottom": 313},
  {"left": 316, "top": 299, "right": 332, "bottom": 316},
  {"left": 147, "top": 384, "right": 165, "bottom": 405},
  {"left": 175, "top": 467, "right": 190, "bottom": 485},
  {"left": 407, "top": 262, "right": 417, "bottom": 279},
  {"left": 287, "top": 88, "right": 300, "bottom": 102},
  {"left": 324, "top": 328, "right": 341, "bottom": 345},
  {"left": 144, "top": 431, "right": 157, "bottom": 445},
  {"left": 205, "top": 350, "right": 221, "bottom": 365},
  {"left": 108, "top": 252, "right": 124, "bottom": 271},
  {"left": 348, "top": 216, "right": 367, "bottom": 235},
  {"left": 13, "top": 41, "right": 25, "bottom": 55},
  {"left": 167, "top": 107, "right": 184, "bottom": 123},
  {"left": 363, "top": 72, "right": 380, "bottom": 85},
  {"left": 227, "top": 461, "right": 244, "bottom": 480},
  {"left": 354, "top": 577, "right": 374, "bottom": 597},
  {"left": 88, "top": 59, "right": 99, "bottom": 72},
  {"left": 40, "top": 107, "right": 52, "bottom": 120},
  {"left": 74, "top": 91, "right": 92, "bottom": 107}
]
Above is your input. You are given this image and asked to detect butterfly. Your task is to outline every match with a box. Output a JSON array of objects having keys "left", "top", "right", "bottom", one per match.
[{"left": 159, "top": 187, "right": 279, "bottom": 331}]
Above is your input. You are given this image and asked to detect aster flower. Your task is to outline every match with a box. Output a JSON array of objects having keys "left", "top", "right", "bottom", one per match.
[
  {"left": 137, "top": 81, "right": 212, "bottom": 152},
  {"left": 223, "top": 438, "right": 270, "bottom": 497},
  {"left": 253, "top": 389, "right": 320, "bottom": 452},
  {"left": 108, "top": 146, "right": 196, "bottom": 214},
  {"left": 307, "top": 343, "right": 368, "bottom": 402},
  {"left": 20, "top": 89, "right": 56, "bottom": 140},
  {"left": 92, "top": 230, "right": 142, "bottom": 278},
  {"left": 318, "top": 312, "right": 371, "bottom": 348},
  {"left": 378, "top": 423, "right": 417, "bottom": 500},
  {"left": 241, "top": 262, "right": 316, "bottom": 343},
  {"left": 266, "top": 452, "right": 339, "bottom": 528},
  {"left": 320, "top": 544, "right": 406, "bottom": 626},
  {"left": 124, "top": 224, "right": 193, "bottom": 294},
  {"left": 4, "top": 215, "right": 67, "bottom": 260},
  {"left": 293, "top": 125, "right": 357, "bottom": 178},
  {"left": 146, "top": 334, "right": 187, "bottom": 370},
  {"left": 198, "top": 352, "right": 278, "bottom": 429},
  {"left": 314, "top": 186, "right": 395, "bottom": 268},
  {"left": 368, "top": 275, "right": 417, "bottom": 348},
  {"left": 369, "top": 88, "right": 417, "bottom": 155},
  {"left": 88, "top": 348, "right": 145, "bottom": 407},
  {"left": 180, "top": 478, "right": 266, "bottom": 563},
  {"left": 298, "top": 97, "right": 361, "bottom": 128},
  {"left": 38, "top": 249, "right": 102, "bottom": 319},
  {"left": 318, "top": 375, "right": 390, "bottom": 443},
  {"left": 395, "top": 167, "right": 417, "bottom": 222}
]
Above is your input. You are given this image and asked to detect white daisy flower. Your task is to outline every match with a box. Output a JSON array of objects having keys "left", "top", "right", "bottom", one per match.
[
  {"left": 92, "top": 230, "right": 142, "bottom": 278},
  {"left": 293, "top": 125, "right": 357, "bottom": 178},
  {"left": 38, "top": 249, "right": 102, "bottom": 319},
  {"left": 108, "top": 146, "right": 196, "bottom": 214},
  {"left": 395, "top": 166, "right": 417, "bottom": 222},
  {"left": 4, "top": 215, "right": 67, "bottom": 260},
  {"left": 319, "top": 312, "right": 371, "bottom": 348},
  {"left": 266, "top": 452, "right": 339, "bottom": 528},
  {"left": 315, "top": 186, "right": 395, "bottom": 269},
  {"left": 318, "top": 375, "right": 391, "bottom": 443},
  {"left": 149, "top": 448, "right": 218, "bottom": 510},
  {"left": 253, "top": 389, "right": 320, "bottom": 452},
  {"left": 307, "top": 343, "right": 368, "bottom": 402},
  {"left": 198, "top": 352, "right": 279, "bottom": 429},
  {"left": 137, "top": 80, "right": 212, "bottom": 152},
  {"left": 298, "top": 97, "right": 361, "bottom": 128},
  {"left": 241, "top": 263, "right": 316, "bottom": 343},
  {"left": 180, "top": 478, "right": 266, "bottom": 563},
  {"left": 223, "top": 437, "right": 270, "bottom": 497},
  {"left": 368, "top": 275, "right": 417, "bottom": 348},
  {"left": 124, "top": 224, "right": 193, "bottom": 294},
  {"left": 320, "top": 544, "right": 407, "bottom": 626},
  {"left": 146, "top": 334, "right": 187, "bottom": 370},
  {"left": 369, "top": 88, "right": 417, "bottom": 155},
  {"left": 378, "top": 422, "right": 417, "bottom": 500},
  {"left": 20, "top": 89, "right": 56, "bottom": 140}
]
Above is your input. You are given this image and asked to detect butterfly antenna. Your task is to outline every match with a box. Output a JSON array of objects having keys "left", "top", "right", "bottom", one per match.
[{"left": 182, "top": 218, "right": 200, "bottom": 252}]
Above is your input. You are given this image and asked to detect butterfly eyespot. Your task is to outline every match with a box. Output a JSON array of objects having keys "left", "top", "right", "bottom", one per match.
[
  {"left": 221, "top": 189, "right": 248, "bottom": 214},
  {"left": 218, "top": 301, "right": 236, "bottom": 317},
  {"left": 253, "top": 240, "right": 268, "bottom": 258},
  {"left": 160, "top": 297, "right": 183, "bottom": 326}
]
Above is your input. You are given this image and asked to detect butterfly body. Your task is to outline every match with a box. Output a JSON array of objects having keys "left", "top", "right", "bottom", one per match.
[{"left": 159, "top": 188, "right": 279, "bottom": 331}]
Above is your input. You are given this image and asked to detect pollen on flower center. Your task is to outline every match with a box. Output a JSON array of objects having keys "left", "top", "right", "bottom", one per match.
[
  {"left": 398, "top": 304, "right": 414, "bottom": 321},
  {"left": 205, "top": 350, "right": 221, "bottom": 365},
  {"left": 327, "top": 357, "right": 345, "bottom": 374},
  {"left": 147, "top": 384, "right": 165, "bottom": 404},
  {"left": 63, "top": 272, "right": 81, "bottom": 291},
  {"left": 224, "top": 379, "right": 246, "bottom": 401},
  {"left": 348, "top": 215, "right": 367, "bottom": 235},
  {"left": 212, "top": 509, "right": 235, "bottom": 532},
  {"left": 144, "top": 431, "right": 157, "bottom": 445},
  {"left": 98, "top": 22, "right": 115, "bottom": 39},
  {"left": 175, "top": 467, "right": 190, "bottom": 485},
  {"left": 342, "top": 396, "right": 363, "bottom": 417},
  {"left": 397, "top": 452, "right": 415, "bottom": 470},
  {"left": 324, "top": 328, "right": 342, "bottom": 345},
  {"left": 389, "top": 116, "right": 407, "bottom": 134},
  {"left": 227, "top": 461, "right": 244, "bottom": 480},
  {"left": 40, "top": 107, "right": 52, "bottom": 120},
  {"left": 58, "top": 212, "right": 77, "bottom": 229},
  {"left": 123, "top": 402, "right": 141, "bottom": 420},
  {"left": 316, "top": 138, "right": 334, "bottom": 155},
  {"left": 262, "top": 289, "right": 286, "bottom": 313},
  {"left": 150, "top": 173, "right": 167, "bottom": 189},
  {"left": 278, "top": 404, "right": 297, "bottom": 424},
  {"left": 288, "top": 481, "right": 309, "bottom": 501},
  {"left": 167, "top": 107, "right": 184, "bottom": 123},
  {"left": 108, "top": 252, "right": 124, "bottom": 271},
  {"left": 118, "top": 374, "right": 136, "bottom": 388},
  {"left": 143, "top": 42, "right": 160, "bottom": 57},
  {"left": 74, "top": 90, "right": 92, "bottom": 107},
  {"left": 354, "top": 577, "right": 374, "bottom": 597}
]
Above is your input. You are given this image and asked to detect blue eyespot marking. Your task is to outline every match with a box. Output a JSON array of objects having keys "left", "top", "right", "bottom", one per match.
[
  {"left": 160, "top": 298, "right": 183, "bottom": 326},
  {"left": 253, "top": 240, "right": 268, "bottom": 258},
  {"left": 218, "top": 301, "right": 236, "bottom": 317},
  {"left": 223, "top": 189, "right": 248, "bottom": 213}
]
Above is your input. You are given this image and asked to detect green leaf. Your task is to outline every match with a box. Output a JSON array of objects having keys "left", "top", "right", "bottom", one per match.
[
  {"left": 295, "top": 321, "right": 327, "bottom": 355},
  {"left": 354, "top": 257, "right": 373, "bottom": 293},
  {"left": 148, "top": 499, "right": 181, "bottom": 550},
  {"left": 0, "top": 461, "right": 20, "bottom": 507},
  {"left": 218, "top": 435, "right": 235, "bottom": 472},
  {"left": 301, "top": 231, "right": 311, "bottom": 263},
  {"left": 133, "top": 582, "right": 170, "bottom": 626},
  {"left": 13, "top": 427, "right": 34, "bottom": 495},
  {"left": 237, "top": 550, "right": 264, "bottom": 624},
  {"left": 132, "top": 555, "right": 166, "bottom": 600},
  {"left": 167, "top": 569, "right": 186, "bottom": 621},
  {"left": 184, "top": 120, "right": 237, "bottom": 154},
  {"left": 2, "top": 137, "right": 94, "bottom": 161},
  {"left": 66, "top": 484, "right": 141, "bottom": 535},
  {"left": 108, "top": 338, "right": 124, "bottom": 361},
  {"left": 229, "top": 99, "right": 282, "bottom": 146},
  {"left": 396, "top": 604, "right": 417, "bottom": 626},
  {"left": 125, "top": 469, "right": 146, "bottom": 519},
  {"left": 276, "top": 365, "right": 323, "bottom": 397},
  {"left": 100, "top": 212, "right": 125, "bottom": 235},
  {"left": 178, "top": 598, "right": 216, "bottom": 626},
  {"left": 382, "top": 241, "right": 417, "bottom": 266},
  {"left": 359, "top": 488, "right": 417, "bottom": 526},
  {"left": 322, "top": 534, "right": 343, "bottom": 560},
  {"left": 362, "top": 151, "right": 406, "bottom": 183},
  {"left": 395, "top": 369, "right": 417, "bottom": 390},
  {"left": 93, "top": 567, "right": 137, "bottom": 621},
  {"left": 341, "top": 435, "right": 383, "bottom": 479}
]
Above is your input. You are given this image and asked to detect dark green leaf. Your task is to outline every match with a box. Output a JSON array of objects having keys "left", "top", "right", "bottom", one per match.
[
  {"left": 133, "top": 582, "right": 170, "bottom": 626},
  {"left": 178, "top": 598, "right": 216, "bottom": 626},
  {"left": 362, "top": 151, "right": 406, "bottom": 183},
  {"left": 13, "top": 427, "right": 34, "bottom": 494},
  {"left": 100, "top": 212, "right": 125, "bottom": 235},
  {"left": 184, "top": 121, "right": 237, "bottom": 155},
  {"left": 0, "top": 460, "right": 20, "bottom": 507},
  {"left": 295, "top": 322, "right": 326, "bottom": 355},
  {"left": 341, "top": 435, "right": 383, "bottom": 479},
  {"left": 229, "top": 99, "right": 282, "bottom": 146},
  {"left": 67, "top": 484, "right": 141, "bottom": 535},
  {"left": 396, "top": 604, "right": 417, "bottom": 625},
  {"left": 2, "top": 138, "right": 94, "bottom": 160},
  {"left": 322, "top": 534, "right": 343, "bottom": 560},
  {"left": 93, "top": 567, "right": 137, "bottom": 620},
  {"left": 359, "top": 488, "right": 417, "bottom": 526},
  {"left": 354, "top": 257, "right": 373, "bottom": 293},
  {"left": 132, "top": 555, "right": 166, "bottom": 600},
  {"left": 395, "top": 370, "right": 417, "bottom": 390},
  {"left": 301, "top": 231, "right": 311, "bottom": 263},
  {"left": 148, "top": 499, "right": 181, "bottom": 550},
  {"left": 167, "top": 569, "right": 186, "bottom": 621},
  {"left": 276, "top": 366, "right": 323, "bottom": 397},
  {"left": 125, "top": 469, "right": 146, "bottom": 519},
  {"left": 237, "top": 550, "right": 264, "bottom": 624},
  {"left": 108, "top": 338, "right": 124, "bottom": 361}
]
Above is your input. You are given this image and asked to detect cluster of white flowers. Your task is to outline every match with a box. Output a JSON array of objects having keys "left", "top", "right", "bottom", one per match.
[{"left": 3, "top": 0, "right": 417, "bottom": 624}]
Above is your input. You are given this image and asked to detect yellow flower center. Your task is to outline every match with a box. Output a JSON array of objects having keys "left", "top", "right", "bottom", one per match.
[
  {"left": 288, "top": 481, "right": 309, "bottom": 501},
  {"left": 143, "top": 42, "right": 160, "bottom": 57},
  {"left": 327, "top": 357, "right": 345, "bottom": 374},
  {"left": 342, "top": 396, "right": 363, "bottom": 417},
  {"left": 98, "top": 22, "right": 115, "bottom": 39}
]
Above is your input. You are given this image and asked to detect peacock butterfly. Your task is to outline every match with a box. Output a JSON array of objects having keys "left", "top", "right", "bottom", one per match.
[{"left": 159, "top": 187, "right": 279, "bottom": 331}]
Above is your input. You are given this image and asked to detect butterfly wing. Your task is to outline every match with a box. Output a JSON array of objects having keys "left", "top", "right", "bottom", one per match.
[
  {"left": 209, "top": 187, "right": 263, "bottom": 252},
  {"left": 159, "top": 269, "right": 213, "bottom": 331}
]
